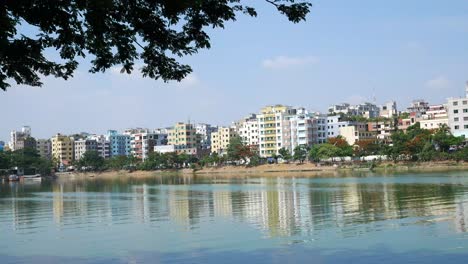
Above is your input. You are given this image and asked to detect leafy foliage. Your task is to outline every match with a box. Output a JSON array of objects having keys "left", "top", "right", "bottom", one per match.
[
  {"left": 1, "top": 0, "right": 312, "bottom": 90},
  {"left": 0, "top": 148, "right": 53, "bottom": 175}
]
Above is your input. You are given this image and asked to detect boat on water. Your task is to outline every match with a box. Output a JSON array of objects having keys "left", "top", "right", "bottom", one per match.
[
  {"left": 8, "top": 174, "right": 20, "bottom": 181},
  {"left": 21, "top": 174, "right": 42, "bottom": 181}
]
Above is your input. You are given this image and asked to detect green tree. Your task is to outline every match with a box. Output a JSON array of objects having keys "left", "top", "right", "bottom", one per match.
[
  {"left": 293, "top": 145, "right": 308, "bottom": 163},
  {"left": 1, "top": 1, "right": 312, "bottom": 90},
  {"left": 227, "top": 136, "right": 254, "bottom": 163},
  {"left": 278, "top": 147, "right": 291, "bottom": 162},
  {"left": 77, "top": 151, "right": 105, "bottom": 171}
]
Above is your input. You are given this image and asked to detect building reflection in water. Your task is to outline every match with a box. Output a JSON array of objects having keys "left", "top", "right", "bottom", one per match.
[{"left": 2, "top": 174, "right": 468, "bottom": 238}]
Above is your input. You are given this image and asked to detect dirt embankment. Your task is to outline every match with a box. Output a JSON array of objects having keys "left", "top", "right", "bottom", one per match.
[{"left": 55, "top": 161, "right": 468, "bottom": 179}]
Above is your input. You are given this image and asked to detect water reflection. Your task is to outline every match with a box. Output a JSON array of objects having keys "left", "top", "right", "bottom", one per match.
[{"left": 1, "top": 172, "right": 468, "bottom": 262}]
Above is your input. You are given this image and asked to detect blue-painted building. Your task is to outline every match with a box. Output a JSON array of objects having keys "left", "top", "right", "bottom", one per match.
[
  {"left": 107, "top": 130, "right": 131, "bottom": 157},
  {"left": 0, "top": 141, "right": 4, "bottom": 151}
]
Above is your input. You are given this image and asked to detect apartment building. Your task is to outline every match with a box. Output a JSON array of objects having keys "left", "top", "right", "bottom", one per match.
[
  {"left": 380, "top": 101, "right": 398, "bottom": 118},
  {"left": 74, "top": 139, "right": 98, "bottom": 160},
  {"left": 235, "top": 114, "right": 259, "bottom": 147},
  {"left": 419, "top": 104, "right": 449, "bottom": 130},
  {"left": 328, "top": 102, "right": 380, "bottom": 118},
  {"left": 51, "top": 134, "right": 74, "bottom": 165},
  {"left": 196, "top": 123, "right": 217, "bottom": 149},
  {"left": 447, "top": 83, "right": 468, "bottom": 138},
  {"left": 107, "top": 130, "right": 131, "bottom": 157},
  {"left": 283, "top": 108, "right": 316, "bottom": 154},
  {"left": 257, "top": 105, "right": 292, "bottom": 157},
  {"left": 168, "top": 122, "right": 199, "bottom": 151},
  {"left": 211, "top": 126, "right": 237, "bottom": 155},
  {"left": 326, "top": 115, "right": 350, "bottom": 138},
  {"left": 36, "top": 139, "right": 52, "bottom": 160},
  {"left": 8, "top": 126, "right": 31, "bottom": 151},
  {"left": 339, "top": 123, "right": 377, "bottom": 145}
]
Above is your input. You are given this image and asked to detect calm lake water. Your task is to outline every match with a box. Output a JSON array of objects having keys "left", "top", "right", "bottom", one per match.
[{"left": 2, "top": 171, "right": 468, "bottom": 263}]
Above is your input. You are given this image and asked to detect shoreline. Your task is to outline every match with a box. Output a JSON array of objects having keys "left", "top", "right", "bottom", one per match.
[{"left": 55, "top": 161, "right": 468, "bottom": 179}]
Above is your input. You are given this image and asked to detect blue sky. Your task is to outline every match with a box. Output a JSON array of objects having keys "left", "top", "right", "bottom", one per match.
[{"left": 2, "top": 0, "right": 468, "bottom": 140}]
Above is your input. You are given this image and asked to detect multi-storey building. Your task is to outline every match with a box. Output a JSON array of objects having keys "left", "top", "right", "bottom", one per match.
[
  {"left": 107, "top": 130, "right": 131, "bottom": 157},
  {"left": 196, "top": 123, "right": 216, "bottom": 150},
  {"left": 339, "top": 123, "right": 377, "bottom": 145},
  {"left": 167, "top": 122, "right": 199, "bottom": 152},
  {"left": 407, "top": 99, "right": 429, "bottom": 117},
  {"left": 314, "top": 115, "right": 328, "bottom": 144},
  {"left": 380, "top": 101, "right": 398, "bottom": 118},
  {"left": 8, "top": 126, "right": 31, "bottom": 151},
  {"left": 36, "top": 139, "right": 52, "bottom": 160},
  {"left": 74, "top": 139, "right": 98, "bottom": 160},
  {"left": 447, "top": 83, "right": 468, "bottom": 138},
  {"left": 0, "top": 141, "right": 4, "bottom": 151},
  {"left": 328, "top": 102, "right": 380, "bottom": 118},
  {"left": 88, "top": 135, "right": 111, "bottom": 159},
  {"left": 326, "top": 115, "right": 350, "bottom": 138},
  {"left": 257, "top": 105, "right": 292, "bottom": 157},
  {"left": 51, "top": 134, "right": 74, "bottom": 165},
  {"left": 235, "top": 114, "right": 259, "bottom": 147},
  {"left": 419, "top": 104, "right": 449, "bottom": 130},
  {"left": 283, "top": 108, "right": 316, "bottom": 154},
  {"left": 211, "top": 126, "right": 237, "bottom": 155},
  {"left": 367, "top": 121, "right": 394, "bottom": 142},
  {"left": 131, "top": 129, "right": 168, "bottom": 159}
]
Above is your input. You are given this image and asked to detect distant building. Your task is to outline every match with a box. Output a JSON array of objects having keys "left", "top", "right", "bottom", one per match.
[
  {"left": 74, "top": 139, "right": 98, "bottom": 160},
  {"left": 88, "top": 135, "right": 111, "bottom": 159},
  {"left": 51, "top": 134, "right": 74, "bottom": 165},
  {"left": 196, "top": 123, "right": 217, "bottom": 149},
  {"left": 36, "top": 139, "right": 52, "bottom": 160},
  {"left": 419, "top": 104, "right": 449, "bottom": 130},
  {"left": 211, "top": 126, "right": 237, "bottom": 155},
  {"left": 107, "top": 130, "right": 131, "bottom": 157},
  {"left": 283, "top": 108, "right": 316, "bottom": 154},
  {"left": 339, "top": 123, "right": 376, "bottom": 145},
  {"left": 257, "top": 105, "right": 292, "bottom": 157},
  {"left": 326, "top": 115, "right": 350, "bottom": 138},
  {"left": 167, "top": 122, "right": 199, "bottom": 153},
  {"left": 328, "top": 102, "right": 380, "bottom": 118},
  {"left": 447, "top": 82, "right": 468, "bottom": 138},
  {"left": 235, "top": 114, "right": 259, "bottom": 147},
  {"left": 8, "top": 126, "right": 31, "bottom": 151},
  {"left": 0, "top": 141, "right": 4, "bottom": 151},
  {"left": 379, "top": 101, "right": 398, "bottom": 118},
  {"left": 367, "top": 121, "right": 394, "bottom": 142},
  {"left": 407, "top": 99, "right": 429, "bottom": 117},
  {"left": 130, "top": 129, "right": 168, "bottom": 160}
]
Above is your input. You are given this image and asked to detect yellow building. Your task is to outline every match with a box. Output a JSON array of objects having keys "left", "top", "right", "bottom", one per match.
[
  {"left": 257, "top": 105, "right": 291, "bottom": 157},
  {"left": 168, "top": 122, "right": 199, "bottom": 150},
  {"left": 51, "top": 134, "right": 74, "bottom": 165},
  {"left": 211, "top": 126, "right": 237, "bottom": 155},
  {"left": 339, "top": 125, "right": 376, "bottom": 145}
]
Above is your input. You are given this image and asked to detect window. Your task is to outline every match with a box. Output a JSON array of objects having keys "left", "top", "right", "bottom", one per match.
[
  {"left": 454, "top": 110, "right": 459, "bottom": 114},
  {"left": 464, "top": 109, "right": 468, "bottom": 113},
  {"left": 455, "top": 125, "right": 460, "bottom": 130},
  {"left": 464, "top": 101, "right": 468, "bottom": 105},
  {"left": 465, "top": 125, "right": 468, "bottom": 129},
  {"left": 455, "top": 117, "right": 459, "bottom": 122},
  {"left": 453, "top": 101, "right": 459, "bottom": 106}
]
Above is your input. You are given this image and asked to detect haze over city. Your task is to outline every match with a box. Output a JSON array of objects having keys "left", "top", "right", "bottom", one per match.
[{"left": 2, "top": 0, "right": 468, "bottom": 140}]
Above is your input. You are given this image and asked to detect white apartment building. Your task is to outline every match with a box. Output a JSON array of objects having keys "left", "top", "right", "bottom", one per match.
[
  {"left": 420, "top": 104, "right": 449, "bottom": 130},
  {"left": 196, "top": 123, "right": 216, "bottom": 149},
  {"left": 284, "top": 108, "right": 316, "bottom": 154},
  {"left": 328, "top": 102, "right": 380, "bottom": 118},
  {"left": 326, "top": 115, "right": 350, "bottom": 138},
  {"left": 257, "top": 105, "right": 295, "bottom": 157},
  {"left": 380, "top": 101, "right": 398, "bottom": 118},
  {"left": 9, "top": 126, "right": 31, "bottom": 151},
  {"left": 235, "top": 114, "right": 259, "bottom": 147},
  {"left": 447, "top": 82, "right": 468, "bottom": 138},
  {"left": 74, "top": 139, "right": 98, "bottom": 160}
]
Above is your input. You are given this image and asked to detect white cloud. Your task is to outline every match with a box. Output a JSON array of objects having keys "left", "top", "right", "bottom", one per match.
[
  {"left": 262, "top": 56, "right": 319, "bottom": 70},
  {"left": 426, "top": 76, "right": 450, "bottom": 90}
]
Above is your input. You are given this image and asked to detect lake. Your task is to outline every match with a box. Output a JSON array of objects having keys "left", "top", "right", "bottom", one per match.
[{"left": 1, "top": 171, "right": 468, "bottom": 263}]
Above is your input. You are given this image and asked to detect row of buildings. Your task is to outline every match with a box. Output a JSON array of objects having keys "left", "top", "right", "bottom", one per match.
[{"left": 4, "top": 83, "right": 468, "bottom": 165}]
